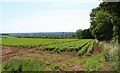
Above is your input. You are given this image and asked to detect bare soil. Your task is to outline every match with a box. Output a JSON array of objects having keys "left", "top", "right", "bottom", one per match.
[
  {"left": 70, "top": 62, "right": 84, "bottom": 71},
  {"left": 101, "top": 62, "right": 112, "bottom": 71},
  {"left": 1, "top": 44, "right": 112, "bottom": 71},
  {"left": 92, "top": 41, "right": 102, "bottom": 55},
  {"left": 2, "top": 46, "right": 79, "bottom": 62}
]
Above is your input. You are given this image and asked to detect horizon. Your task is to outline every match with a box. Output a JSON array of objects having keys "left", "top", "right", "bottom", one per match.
[
  {"left": 0, "top": 0, "right": 101, "bottom": 33},
  {"left": 0, "top": 31, "right": 76, "bottom": 34}
]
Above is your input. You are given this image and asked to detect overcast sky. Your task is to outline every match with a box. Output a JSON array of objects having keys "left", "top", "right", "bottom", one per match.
[{"left": 0, "top": 0, "right": 101, "bottom": 33}]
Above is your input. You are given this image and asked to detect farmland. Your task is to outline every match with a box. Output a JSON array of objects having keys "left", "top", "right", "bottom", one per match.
[
  {"left": 1, "top": 38, "right": 111, "bottom": 72},
  {"left": 1, "top": 38, "right": 93, "bottom": 55}
]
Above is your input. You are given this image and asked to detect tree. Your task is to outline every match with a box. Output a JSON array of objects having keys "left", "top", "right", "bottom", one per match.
[
  {"left": 90, "top": 2, "right": 120, "bottom": 41},
  {"left": 75, "top": 28, "right": 94, "bottom": 39},
  {"left": 76, "top": 29, "right": 82, "bottom": 39},
  {"left": 91, "top": 10, "right": 113, "bottom": 41},
  {"left": 99, "top": 2, "right": 120, "bottom": 42}
]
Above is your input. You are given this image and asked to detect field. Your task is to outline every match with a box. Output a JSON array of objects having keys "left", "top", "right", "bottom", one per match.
[{"left": 1, "top": 38, "right": 112, "bottom": 72}]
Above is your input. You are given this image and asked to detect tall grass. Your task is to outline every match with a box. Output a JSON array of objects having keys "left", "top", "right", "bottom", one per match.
[{"left": 100, "top": 40, "right": 119, "bottom": 72}]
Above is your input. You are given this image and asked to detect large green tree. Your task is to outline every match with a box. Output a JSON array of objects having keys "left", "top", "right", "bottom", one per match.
[
  {"left": 91, "top": 10, "right": 113, "bottom": 41},
  {"left": 90, "top": 2, "right": 120, "bottom": 42}
]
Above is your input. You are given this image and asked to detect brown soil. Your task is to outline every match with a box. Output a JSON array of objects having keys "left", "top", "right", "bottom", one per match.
[
  {"left": 2, "top": 46, "right": 79, "bottom": 62},
  {"left": 71, "top": 62, "right": 84, "bottom": 71},
  {"left": 101, "top": 62, "right": 112, "bottom": 71},
  {"left": 84, "top": 41, "right": 102, "bottom": 57},
  {"left": 2, "top": 46, "right": 52, "bottom": 62},
  {"left": 2, "top": 41, "right": 102, "bottom": 62},
  {"left": 2, "top": 46, "right": 83, "bottom": 71},
  {"left": 2, "top": 43, "right": 111, "bottom": 71},
  {"left": 92, "top": 41, "right": 102, "bottom": 55},
  {"left": 60, "top": 50, "right": 79, "bottom": 58}
]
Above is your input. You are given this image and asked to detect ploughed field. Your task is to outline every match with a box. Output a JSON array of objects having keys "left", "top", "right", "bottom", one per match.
[{"left": 0, "top": 38, "right": 111, "bottom": 71}]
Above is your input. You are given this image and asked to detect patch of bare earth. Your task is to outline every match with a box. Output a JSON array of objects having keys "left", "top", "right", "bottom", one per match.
[
  {"left": 2, "top": 46, "right": 55, "bottom": 62},
  {"left": 2, "top": 46, "right": 84, "bottom": 71},
  {"left": 101, "top": 62, "right": 112, "bottom": 71},
  {"left": 2, "top": 46, "right": 79, "bottom": 62},
  {"left": 70, "top": 62, "right": 84, "bottom": 71},
  {"left": 60, "top": 50, "right": 79, "bottom": 58},
  {"left": 2, "top": 45, "right": 112, "bottom": 71},
  {"left": 92, "top": 41, "right": 102, "bottom": 55}
]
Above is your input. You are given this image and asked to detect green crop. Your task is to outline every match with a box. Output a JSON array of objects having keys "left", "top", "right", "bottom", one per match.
[
  {"left": 2, "top": 38, "right": 94, "bottom": 55},
  {"left": 2, "top": 38, "right": 77, "bottom": 48},
  {"left": 86, "top": 40, "right": 94, "bottom": 55},
  {"left": 78, "top": 42, "right": 91, "bottom": 56}
]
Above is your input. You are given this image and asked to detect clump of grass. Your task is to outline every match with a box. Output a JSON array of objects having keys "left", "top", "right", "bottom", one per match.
[
  {"left": 84, "top": 52, "right": 105, "bottom": 71},
  {"left": 0, "top": 63, "right": 2, "bottom": 73},
  {"left": 101, "top": 40, "right": 119, "bottom": 72},
  {"left": 2, "top": 58, "right": 47, "bottom": 72},
  {"left": 50, "top": 64, "right": 59, "bottom": 70},
  {"left": 84, "top": 58, "right": 101, "bottom": 71}
]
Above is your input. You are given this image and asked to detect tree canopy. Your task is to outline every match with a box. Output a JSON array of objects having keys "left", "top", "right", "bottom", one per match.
[
  {"left": 76, "top": 28, "right": 94, "bottom": 39},
  {"left": 90, "top": 2, "right": 120, "bottom": 41},
  {"left": 76, "top": 2, "right": 120, "bottom": 43}
]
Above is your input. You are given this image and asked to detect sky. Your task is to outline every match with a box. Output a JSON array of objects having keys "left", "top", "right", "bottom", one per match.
[{"left": 0, "top": 0, "right": 101, "bottom": 33}]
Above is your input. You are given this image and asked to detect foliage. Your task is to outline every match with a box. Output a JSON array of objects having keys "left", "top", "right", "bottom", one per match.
[
  {"left": 89, "top": 1, "right": 120, "bottom": 72},
  {"left": 0, "top": 63, "right": 2, "bottom": 73},
  {"left": 84, "top": 57, "right": 101, "bottom": 71},
  {"left": 76, "top": 28, "right": 94, "bottom": 39},
  {"left": 86, "top": 40, "right": 94, "bottom": 55},
  {"left": 2, "top": 38, "right": 77, "bottom": 48},
  {"left": 1, "top": 32, "right": 75, "bottom": 39},
  {"left": 91, "top": 10, "right": 113, "bottom": 41},
  {"left": 39, "top": 39, "right": 91, "bottom": 53},
  {"left": 78, "top": 42, "right": 90, "bottom": 56},
  {"left": 2, "top": 38, "right": 108, "bottom": 71},
  {"left": 101, "top": 41, "right": 120, "bottom": 72},
  {"left": 2, "top": 38, "right": 94, "bottom": 57},
  {"left": 76, "top": 29, "right": 83, "bottom": 39},
  {"left": 2, "top": 58, "right": 46, "bottom": 72},
  {"left": 50, "top": 64, "right": 59, "bottom": 70},
  {"left": 90, "top": 2, "right": 120, "bottom": 42},
  {"left": 2, "top": 51, "right": 106, "bottom": 71}
]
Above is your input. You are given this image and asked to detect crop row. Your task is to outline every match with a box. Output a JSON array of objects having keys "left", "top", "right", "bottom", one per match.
[
  {"left": 78, "top": 40, "right": 94, "bottom": 56},
  {"left": 37, "top": 39, "right": 94, "bottom": 55},
  {"left": 86, "top": 40, "right": 94, "bottom": 54},
  {"left": 37, "top": 39, "right": 92, "bottom": 53},
  {"left": 1, "top": 38, "right": 78, "bottom": 48},
  {"left": 1, "top": 38, "right": 94, "bottom": 55}
]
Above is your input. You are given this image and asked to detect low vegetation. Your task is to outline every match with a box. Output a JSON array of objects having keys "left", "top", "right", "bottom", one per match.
[
  {"left": 100, "top": 40, "right": 119, "bottom": 72},
  {"left": 1, "top": 2, "right": 119, "bottom": 72},
  {"left": 1, "top": 38, "right": 94, "bottom": 55},
  {"left": 2, "top": 58, "right": 48, "bottom": 72},
  {"left": 2, "top": 50, "right": 106, "bottom": 71},
  {"left": 1, "top": 38, "right": 77, "bottom": 48},
  {"left": 1, "top": 38, "right": 106, "bottom": 72}
]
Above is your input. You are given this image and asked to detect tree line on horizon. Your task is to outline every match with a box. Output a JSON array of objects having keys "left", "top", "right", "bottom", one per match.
[{"left": 0, "top": 32, "right": 76, "bottom": 39}]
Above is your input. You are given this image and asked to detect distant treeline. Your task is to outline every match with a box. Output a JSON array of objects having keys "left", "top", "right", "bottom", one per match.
[{"left": 0, "top": 32, "right": 76, "bottom": 39}]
